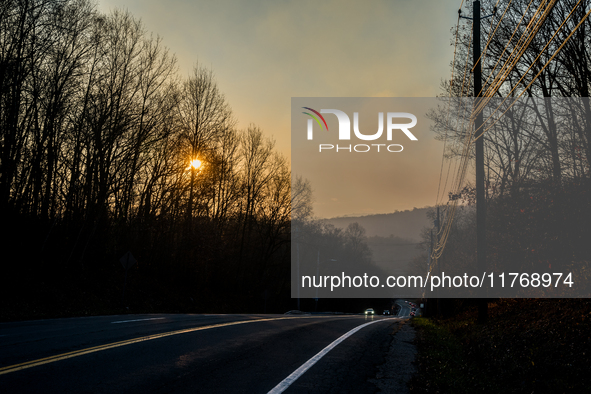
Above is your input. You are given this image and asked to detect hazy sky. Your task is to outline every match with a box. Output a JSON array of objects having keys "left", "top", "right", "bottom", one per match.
[{"left": 98, "top": 0, "right": 463, "bottom": 218}]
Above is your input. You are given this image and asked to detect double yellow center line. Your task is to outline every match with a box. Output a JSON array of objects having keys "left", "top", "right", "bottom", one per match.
[{"left": 0, "top": 316, "right": 311, "bottom": 375}]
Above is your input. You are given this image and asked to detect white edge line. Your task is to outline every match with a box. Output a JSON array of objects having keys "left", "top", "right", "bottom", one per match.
[
  {"left": 267, "top": 318, "right": 392, "bottom": 394},
  {"left": 111, "top": 317, "right": 166, "bottom": 324},
  {"left": 0, "top": 315, "right": 343, "bottom": 375}
]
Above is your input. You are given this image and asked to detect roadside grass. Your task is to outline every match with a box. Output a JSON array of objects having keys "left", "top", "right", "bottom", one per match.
[
  {"left": 409, "top": 299, "right": 591, "bottom": 393},
  {"left": 409, "top": 317, "right": 498, "bottom": 394}
]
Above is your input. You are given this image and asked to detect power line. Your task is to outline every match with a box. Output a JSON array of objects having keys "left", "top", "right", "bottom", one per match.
[
  {"left": 478, "top": 0, "right": 557, "bottom": 103},
  {"left": 474, "top": 0, "right": 588, "bottom": 141},
  {"left": 479, "top": 0, "right": 535, "bottom": 97},
  {"left": 435, "top": 13, "right": 463, "bottom": 207},
  {"left": 431, "top": 0, "right": 591, "bottom": 264}
]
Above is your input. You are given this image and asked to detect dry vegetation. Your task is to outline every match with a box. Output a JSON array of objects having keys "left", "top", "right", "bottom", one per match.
[{"left": 410, "top": 298, "right": 591, "bottom": 393}]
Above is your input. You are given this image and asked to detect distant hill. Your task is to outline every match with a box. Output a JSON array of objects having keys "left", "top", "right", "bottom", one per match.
[
  {"left": 322, "top": 207, "right": 432, "bottom": 241},
  {"left": 320, "top": 208, "right": 432, "bottom": 275}
]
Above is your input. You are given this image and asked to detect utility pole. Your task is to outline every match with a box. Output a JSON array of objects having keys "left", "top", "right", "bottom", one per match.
[
  {"left": 474, "top": 0, "right": 487, "bottom": 324},
  {"left": 461, "top": 1, "right": 494, "bottom": 323}
]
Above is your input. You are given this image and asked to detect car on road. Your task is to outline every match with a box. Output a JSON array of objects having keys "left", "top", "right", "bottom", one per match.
[
  {"left": 365, "top": 308, "right": 375, "bottom": 315},
  {"left": 284, "top": 310, "right": 310, "bottom": 315},
  {"left": 383, "top": 310, "right": 390, "bottom": 315}
]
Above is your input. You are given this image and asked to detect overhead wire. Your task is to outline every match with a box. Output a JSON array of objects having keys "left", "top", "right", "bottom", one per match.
[
  {"left": 432, "top": 0, "right": 519, "bottom": 264},
  {"left": 473, "top": 0, "right": 587, "bottom": 142},
  {"left": 472, "top": 0, "right": 514, "bottom": 78},
  {"left": 430, "top": 0, "right": 590, "bottom": 265},
  {"left": 432, "top": 110, "right": 475, "bottom": 258},
  {"left": 457, "top": 0, "right": 501, "bottom": 170},
  {"left": 479, "top": 0, "right": 536, "bottom": 97},
  {"left": 458, "top": 0, "right": 553, "bottom": 144},
  {"left": 431, "top": 32, "right": 476, "bottom": 261},
  {"left": 432, "top": 1, "right": 502, "bottom": 260},
  {"left": 477, "top": 0, "right": 556, "bottom": 104},
  {"left": 435, "top": 13, "right": 463, "bottom": 207},
  {"left": 443, "top": 23, "right": 474, "bottom": 206},
  {"left": 439, "top": 22, "right": 475, "bottom": 224},
  {"left": 428, "top": 18, "right": 467, "bottom": 270}
]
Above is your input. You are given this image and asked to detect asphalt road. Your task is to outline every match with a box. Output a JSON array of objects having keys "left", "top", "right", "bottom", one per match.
[{"left": 0, "top": 312, "right": 409, "bottom": 393}]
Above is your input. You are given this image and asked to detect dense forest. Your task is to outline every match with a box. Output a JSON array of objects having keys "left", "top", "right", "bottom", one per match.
[
  {"left": 0, "top": 0, "right": 305, "bottom": 318},
  {"left": 0, "top": 0, "right": 393, "bottom": 319}
]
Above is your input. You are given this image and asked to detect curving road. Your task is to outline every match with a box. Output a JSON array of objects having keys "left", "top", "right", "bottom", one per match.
[
  {"left": 395, "top": 299, "right": 413, "bottom": 318},
  {"left": 0, "top": 313, "right": 408, "bottom": 393}
]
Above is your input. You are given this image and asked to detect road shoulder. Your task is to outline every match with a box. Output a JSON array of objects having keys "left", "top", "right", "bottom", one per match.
[{"left": 370, "top": 320, "right": 416, "bottom": 393}]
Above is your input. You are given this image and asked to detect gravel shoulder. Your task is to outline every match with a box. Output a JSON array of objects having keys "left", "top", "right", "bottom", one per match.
[{"left": 370, "top": 319, "right": 417, "bottom": 393}]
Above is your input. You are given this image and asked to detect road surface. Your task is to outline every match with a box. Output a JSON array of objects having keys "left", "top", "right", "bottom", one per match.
[{"left": 0, "top": 311, "right": 411, "bottom": 393}]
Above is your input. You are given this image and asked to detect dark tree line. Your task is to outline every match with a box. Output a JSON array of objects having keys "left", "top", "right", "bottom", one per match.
[
  {"left": 426, "top": 0, "right": 591, "bottom": 299},
  {"left": 292, "top": 217, "right": 393, "bottom": 311},
  {"left": 0, "top": 0, "right": 299, "bottom": 318}
]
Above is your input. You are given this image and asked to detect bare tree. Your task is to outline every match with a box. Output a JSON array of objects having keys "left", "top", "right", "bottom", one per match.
[
  {"left": 291, "top": 175, "right": 313, "bottom": 221},
  {"left": 177, "top": 63, "right": 234, "bottom": 159}
]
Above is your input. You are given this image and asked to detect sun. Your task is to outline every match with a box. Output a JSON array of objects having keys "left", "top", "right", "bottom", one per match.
[{"left": 189, "top": 158, "right": 202, "bottom": 170}]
